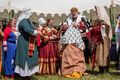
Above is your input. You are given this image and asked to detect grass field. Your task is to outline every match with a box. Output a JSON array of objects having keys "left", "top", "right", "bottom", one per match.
[
  {"left": 33, "top": 62, "right": 120, "bottom": 80},
  {"left": 2, "top": 62, "right": 120, "bottom": 80}
]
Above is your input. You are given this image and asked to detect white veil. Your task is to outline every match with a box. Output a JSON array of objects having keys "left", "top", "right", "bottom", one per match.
[
  {"left": 16, "top": 8, "right": 32, "bottom": 31},
  {"left": 95, "top": 5, "right": 112, "bottom": 40},
  {"left": 115, "top": 16, "right": 120, "bottom": 51}
]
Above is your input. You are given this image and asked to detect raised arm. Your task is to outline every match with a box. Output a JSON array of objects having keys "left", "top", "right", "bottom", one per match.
[{"left": 20, "top": 19, "right": 38, "bottom": 36}]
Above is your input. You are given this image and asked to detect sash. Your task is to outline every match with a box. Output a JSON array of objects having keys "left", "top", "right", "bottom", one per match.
[{"left": 28, "top": 36, "right": 35, "bottom": 57}]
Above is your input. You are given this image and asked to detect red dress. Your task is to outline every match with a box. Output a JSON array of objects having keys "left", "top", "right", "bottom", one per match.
[
  {"left": 38, "top": 27, "right": 58, "bottom": 74},
  {"left": 90, "top": 25, "right": 103, "bottom": 70}
]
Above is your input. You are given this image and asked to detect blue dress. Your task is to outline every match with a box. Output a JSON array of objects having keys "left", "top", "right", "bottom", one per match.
[{"left": 3, "top": 32, "right": 16, "bottom": 75}]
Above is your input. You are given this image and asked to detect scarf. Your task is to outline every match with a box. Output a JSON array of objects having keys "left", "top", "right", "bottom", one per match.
[{"left": 28, "top": 36, "right": 35, "bottom": 57}]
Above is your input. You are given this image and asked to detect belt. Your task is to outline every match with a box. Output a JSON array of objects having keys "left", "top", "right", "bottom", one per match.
[{"left": 7, "top": 41, "right": 16, "bottom": 44}]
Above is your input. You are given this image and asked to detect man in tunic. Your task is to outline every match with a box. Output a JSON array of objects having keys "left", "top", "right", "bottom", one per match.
[
  {"left": 15, "top": 8, "right": 41, "bottom": 77},
  {"left": 60, "top": 7, "right": 86, "bottom": 78}
]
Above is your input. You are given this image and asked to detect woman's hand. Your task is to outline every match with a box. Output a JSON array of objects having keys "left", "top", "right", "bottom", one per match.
[
  {"left": 36, "top": 27, "right": 42, "bottom": 31},
  {"left": 14, "top": 32, "right": 20, "bottom": 39},
  {"left": 3, "top": 47, "right": 7, "bottom": 52},
  {"left": 38, "top": 31, "right": 42, "bottom": 36},
  {"left": 72, "top": 22, "right": 79, "bottom": 28},
  {"left": 61, "top": 22, "right": 68, "bottom": 31},
  {"left": 50, "top": 34, "right": 57, "bottom": 40},
  {"left": 43, "top": 36, "right": 49, "bottom": 43},
  {"left": 36, "top": 28, "right": 42, "bottom": 36}
]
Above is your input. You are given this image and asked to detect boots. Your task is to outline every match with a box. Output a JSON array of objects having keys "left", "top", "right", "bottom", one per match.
[
  {"left": 117, "top": 56, "right": 120, "bottom": 70},
  {"left": 99, "top": 66, "right": 105, "bottom": 73},
  {"left": 104, "top": 66, "right": 109, "bottom": 73},
  {"left": 99, "top": 66, "right": 109, "bottom": 73}
]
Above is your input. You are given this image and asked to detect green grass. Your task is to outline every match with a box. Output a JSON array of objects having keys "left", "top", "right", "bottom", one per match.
[
  {"left": 34, "top": 73, "right": 120, "bottom": 80},
  {"left": 33, "top": 62, "right": 120, "bottom": 80},
  {"left": 2, "top": 62, "right": 120, "bottom": 80}
]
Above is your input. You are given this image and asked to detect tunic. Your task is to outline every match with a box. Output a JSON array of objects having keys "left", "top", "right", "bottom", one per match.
[{"left": 15, "top": 19, "right": 39, "bottom": 76}]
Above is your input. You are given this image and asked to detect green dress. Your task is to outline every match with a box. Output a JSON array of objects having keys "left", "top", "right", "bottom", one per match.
[{"left": 15, "top": 19, "right": 38, "bottom": 69}]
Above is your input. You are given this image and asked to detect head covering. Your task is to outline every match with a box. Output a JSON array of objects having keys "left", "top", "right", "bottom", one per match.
[
  {"left": 95, "top": 5, "right": 112, "bottom": 40},
  {"left": 16, "top": 8, "right": 32, "bottom": 31},
  {"left": 115, "top": 16, "right": 120, "bottom": 32},
  {"left": 115, "top": 16, "right": 120, "bottom": 51},
  {"left": 38, "top": 18, "right": 46, "bottom": 25}
]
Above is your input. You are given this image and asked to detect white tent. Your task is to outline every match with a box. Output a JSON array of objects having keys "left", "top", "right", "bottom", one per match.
[{"left": 0, "top": 0, "right": 120, "bottom": 15}]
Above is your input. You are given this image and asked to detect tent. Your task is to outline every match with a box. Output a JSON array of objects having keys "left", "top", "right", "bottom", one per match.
[
  {"left": 0, "top": 0, "right": 120, "bottom": 15},
  {"left": 0, "top": 0, "right": 120, "bottom": 61}
]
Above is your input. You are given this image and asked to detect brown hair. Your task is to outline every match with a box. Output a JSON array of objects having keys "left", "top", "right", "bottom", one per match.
[
  {"left": 46, "top": 18, "right": 53, "bottom": 26},
  {"left": 7, "top": 18, "right": 16, "bottom": 27},
  {"left": 70, "top": 7, "right": 78, "bottom": 13},
  {"left": 94, "top": 19, "right": 101, "bottom": 26}
]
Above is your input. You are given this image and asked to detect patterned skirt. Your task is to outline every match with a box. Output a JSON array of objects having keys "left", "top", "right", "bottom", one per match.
[{"left": 38, "top": 41, "right": 57, "bottom": 74}]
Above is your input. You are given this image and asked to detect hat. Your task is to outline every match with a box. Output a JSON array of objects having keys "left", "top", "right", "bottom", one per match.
[
  {"left": 38, "top": 18, "right": 46, "bottom": 25},
  {"left": 21, "top": 8, "right": 31, "bottom": 13}
]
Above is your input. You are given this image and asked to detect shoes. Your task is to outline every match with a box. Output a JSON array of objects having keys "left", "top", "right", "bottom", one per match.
[
  {"left": 5, "top": 75, "right": 9, "bottom": 79},
  {"left": 11, "top": 75, "right": 14, "bottom": 79},
  {"left": 64, "top": 72, "right": 83, "bottom": 78}
]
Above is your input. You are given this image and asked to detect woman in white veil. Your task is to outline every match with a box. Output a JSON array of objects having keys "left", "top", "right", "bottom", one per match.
[
  {"left": 94, "top": 5, "right": 112, "bottom": 73},
  {"left": 15, "top": 8, "right": 41, "bottom": 77},
  {"left": 16, "top": 8, "right": 32, "bottom": 32}
]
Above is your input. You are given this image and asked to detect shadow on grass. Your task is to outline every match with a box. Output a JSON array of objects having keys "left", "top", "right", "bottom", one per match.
[
  {"left": 109, "top": 71, "right": 120, "bottom": 76},
  {"left": 14, "top": 73, "right": 38, "bottom": 80},
  {"left": 86, "top": 69, "right": 120, "bottom": 76},
  {"left": 86, "top": 70, "right": 100, "bottom": 75},
  {"left": 110, "top": 62, "right": 118, "bottom": 69}
]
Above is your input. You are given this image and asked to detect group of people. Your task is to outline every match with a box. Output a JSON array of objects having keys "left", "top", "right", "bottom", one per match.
[{"left": 0, "top": 5, "right": 119, "bottom": 79}]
